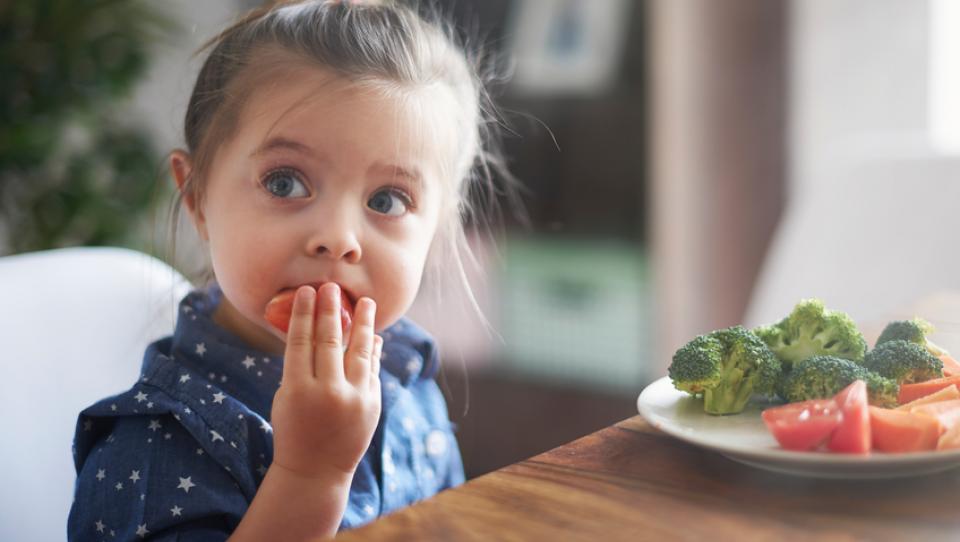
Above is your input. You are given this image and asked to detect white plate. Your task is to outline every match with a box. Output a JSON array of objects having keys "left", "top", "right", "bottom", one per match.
[{"left": 637, "top": 376, "right": 960, "bottom": 479}]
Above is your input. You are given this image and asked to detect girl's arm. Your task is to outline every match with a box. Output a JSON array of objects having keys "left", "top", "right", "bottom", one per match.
[
  {"left": 228, "top": 463, "right": 352, "bottom": 540},
  {"left": 230, "top": 284, "right": 382, "bottom": 540}
]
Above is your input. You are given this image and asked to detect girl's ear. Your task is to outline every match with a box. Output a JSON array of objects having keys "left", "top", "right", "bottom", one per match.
[{"left": 169, "top": 149, "right": 209, "bottom": 241}]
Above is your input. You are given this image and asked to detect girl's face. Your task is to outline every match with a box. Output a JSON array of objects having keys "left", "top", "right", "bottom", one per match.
[{"left": 173, "top": 67, "right": 457, "bottom": 355}]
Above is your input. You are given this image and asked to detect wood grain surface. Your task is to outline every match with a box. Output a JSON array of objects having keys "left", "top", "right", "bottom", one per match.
[{"left": 335, "top": 416, "right": 960, "bottom": 541}]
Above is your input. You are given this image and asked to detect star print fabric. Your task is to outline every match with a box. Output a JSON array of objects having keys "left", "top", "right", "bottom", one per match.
[{"left": 68, "top": 284, "right": 465, "bottom": 541}]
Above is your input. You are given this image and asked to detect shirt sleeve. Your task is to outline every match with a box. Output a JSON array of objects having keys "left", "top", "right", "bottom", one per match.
[{"left": 68, "top": 413, "right": 247, "bottom": 541}]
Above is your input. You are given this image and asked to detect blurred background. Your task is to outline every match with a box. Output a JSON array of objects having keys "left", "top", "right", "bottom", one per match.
[{"left": 3, "top": 0, "right": 960, "bottom": 481}]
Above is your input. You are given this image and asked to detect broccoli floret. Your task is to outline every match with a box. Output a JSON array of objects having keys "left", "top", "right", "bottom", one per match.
[
  {"left": 668, "top": 326, "right": 781, "bottom": 415},
  {"left": 860, "top": 371, "right": 900, "bottom": 408},
  {"left": 863, "top": 339, "right": 943, "bottom": 385},
  {"left": 779, "top": 355, "right": 899, "bottom": 408},
  {"left": 876, "top": 317, "right": 948, "bottom": 357},
  {"left": 668, "top": 334, "right": 723, "bottom": 395},
  {"left": 753, "top": 298, "right": 867, "bottom": 369}
]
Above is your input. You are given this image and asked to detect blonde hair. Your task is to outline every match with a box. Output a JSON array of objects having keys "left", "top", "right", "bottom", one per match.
[{"left": 170, "top": 0, "right": 523, "bottom": 324}]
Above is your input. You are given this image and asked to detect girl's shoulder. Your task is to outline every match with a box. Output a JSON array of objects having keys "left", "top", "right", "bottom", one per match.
[
  {"left": 72, "top": 339, "right": 272, "bottom": 499},
  {"left": 379, "top": 317, "right": 441, "bottom": 385}
]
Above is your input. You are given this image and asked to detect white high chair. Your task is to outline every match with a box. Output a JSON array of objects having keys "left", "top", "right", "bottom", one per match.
[{"left": 0, "top": 247, "right": 192, "bottom": 542}]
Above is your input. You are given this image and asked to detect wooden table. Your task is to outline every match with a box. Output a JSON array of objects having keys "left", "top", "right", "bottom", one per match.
[{"left": 336, "top": 416, "right": 960, "bottom": 541}]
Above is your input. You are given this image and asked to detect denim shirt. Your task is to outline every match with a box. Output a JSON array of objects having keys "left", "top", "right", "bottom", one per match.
[{"left": 67, "top": 285, "right": 464, "bottom": 541}]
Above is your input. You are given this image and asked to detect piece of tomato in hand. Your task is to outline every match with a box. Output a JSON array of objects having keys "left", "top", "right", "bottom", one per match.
[
  {"left": 827, "top": 380, "right": 871, "bottom": 454},
  {"left": 263, "top": 285, "right": 354, "bottom": 336},
  {"left": 761, "top": 399, "right": 843, "bottom": 451}
]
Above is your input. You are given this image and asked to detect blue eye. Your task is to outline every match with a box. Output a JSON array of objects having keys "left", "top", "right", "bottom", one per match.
[
  {"left": 367, "top": 188, "right": 410, "bottom": 217},
  {"left": 262, "top": 169, "right": 309, "bottom": 199}
]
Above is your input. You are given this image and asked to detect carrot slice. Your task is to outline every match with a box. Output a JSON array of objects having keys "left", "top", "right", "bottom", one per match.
[
  {"left": 909, "top": 400, "right": 960, "bottom": 434},
  {"left": 940, "top": 354, "right": 960, "bottom": 378},
  {"left": 898, "top": 375, "right": 960, "bottom": 405},
  {"left": 896, "top": 384, "right": 960, "bottom": 411},
  {"left": 938, "top": 423, "right": 960, "bottom": 450},
  {"left": 868, "top": 406, "right": 940, "bottom": 453}
]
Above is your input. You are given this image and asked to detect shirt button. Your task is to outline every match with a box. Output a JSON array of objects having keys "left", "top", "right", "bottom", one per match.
[
  {"left": 426, "top": 430, "right": 447, "bottom": 457},
  {"left": 383, "top": 447, "right": 396, "bottom": 474},
  {"left": 405, "top": 357, "right": 421, "bottom": 376}
]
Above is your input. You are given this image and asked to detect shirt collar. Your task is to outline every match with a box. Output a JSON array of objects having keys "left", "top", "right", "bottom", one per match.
[{"left": 169, "top": 283, "right": 283, "bottom": 419}]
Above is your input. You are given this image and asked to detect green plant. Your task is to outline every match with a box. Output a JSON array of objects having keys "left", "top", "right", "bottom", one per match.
[{"left": 0, "top": 0, "right": 177, "bottom": 254}]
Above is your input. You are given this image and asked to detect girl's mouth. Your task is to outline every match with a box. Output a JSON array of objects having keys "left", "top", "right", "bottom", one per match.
[
  {"left": 303, "top": 282, "right": 357, "bottom": 309},
  {"left": 263, "top": 282, "right": 355, "bottom": 335}
]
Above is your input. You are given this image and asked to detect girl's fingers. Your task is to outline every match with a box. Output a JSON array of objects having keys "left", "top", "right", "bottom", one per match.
[
  {"left": 282, "top": 286, "right": 317, "bottom": 382},
  {"left": 345, "top": 297, "right": 376, "bottom": 386},
  {"left": 313, "top": 283, "right": 346, "bottom": 382},
  {"left": 370, "top": 335, "right": 383, "bottom": 387}
]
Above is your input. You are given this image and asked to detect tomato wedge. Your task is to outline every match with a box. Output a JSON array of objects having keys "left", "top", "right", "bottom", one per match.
[
  {"left": 264, "top": 285, "right": 354, "bottom": 336},
  {"left": 827, "top": 380, "right": 871, "bottom": 454},
  {"left": 762, "top": 399, "right": 843, "bottom": 451}
]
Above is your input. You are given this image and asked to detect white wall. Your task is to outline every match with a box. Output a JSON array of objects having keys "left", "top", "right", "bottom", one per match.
[
  {"left": 788, "top": 0, "right": 931, "bottom": 200},
  {"left": 930, "top": 0, "right": 960, "bottom": 153},
  {"left": 746, "top": 0, "right": 960, "bottom": 332}
]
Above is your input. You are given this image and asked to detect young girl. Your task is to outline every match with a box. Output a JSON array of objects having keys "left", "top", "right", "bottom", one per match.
[{"left": 68, "top": 1, "right": 512, "bottom": 539}]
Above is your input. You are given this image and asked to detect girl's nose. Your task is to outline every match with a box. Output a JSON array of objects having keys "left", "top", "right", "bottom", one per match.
[{"left": 306, "top": 225, "right": 362, "bottom": 263}]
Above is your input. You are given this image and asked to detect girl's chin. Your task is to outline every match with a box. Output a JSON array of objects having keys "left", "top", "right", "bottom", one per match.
[{"left": 263, "top": 323, "right": 286, "bottom": 342}]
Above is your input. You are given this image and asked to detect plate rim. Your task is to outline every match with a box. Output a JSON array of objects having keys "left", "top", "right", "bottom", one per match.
[{"left": 637, "top": 376, "right": 960, "bottom": 470}]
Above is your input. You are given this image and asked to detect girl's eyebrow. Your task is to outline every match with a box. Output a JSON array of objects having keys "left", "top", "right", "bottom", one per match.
[
  {"left": 369, "top": 162, "right": 423, "bottom": 189},
  {"left": 250, "top": 136, "right": 317, "bottom": 158}
]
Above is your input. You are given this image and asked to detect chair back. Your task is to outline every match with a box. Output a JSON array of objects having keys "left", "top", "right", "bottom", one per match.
[{"left": 0, "top": 247, "right": 192, "bottom": 541}]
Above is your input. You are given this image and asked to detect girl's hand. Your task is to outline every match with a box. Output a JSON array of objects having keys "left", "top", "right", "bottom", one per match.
[{"left": 269, "top": 283, "right": 383, "bottom": 481}]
